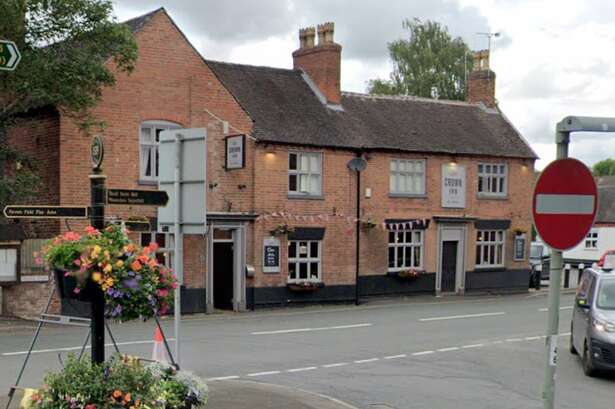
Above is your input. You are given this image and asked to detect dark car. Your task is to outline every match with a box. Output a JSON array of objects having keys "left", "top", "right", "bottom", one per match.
[
  {"left": 529, "top": 242, "right": 550, "bottom": 287},
  {"left": 570, "top": 267, "right": 615, "bottom": 376}
]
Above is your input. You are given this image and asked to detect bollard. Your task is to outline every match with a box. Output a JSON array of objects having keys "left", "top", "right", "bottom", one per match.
[{"left": 564, "top": 264, "right": 571, "bottom": 288}]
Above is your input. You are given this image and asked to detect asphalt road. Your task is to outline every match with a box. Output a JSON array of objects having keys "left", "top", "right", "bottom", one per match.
[{"left": 1, "top": 292, "right": 614, "bottom": 409}]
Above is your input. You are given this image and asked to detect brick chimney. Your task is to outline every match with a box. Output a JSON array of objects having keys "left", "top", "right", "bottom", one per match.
[
  {"left": 467, "top": 50, "right": 496, "bottom": 108},
  {"left": 292, "top": 22, "right": 342, "bottom": 105}
]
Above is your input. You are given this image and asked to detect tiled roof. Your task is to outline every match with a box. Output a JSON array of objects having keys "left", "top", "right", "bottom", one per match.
[
  {"left": 597, "top": 176, "right": 615, "bottom": 223},
  {"left": 207, "top": 60, "right": 537, "bottom": 159}
]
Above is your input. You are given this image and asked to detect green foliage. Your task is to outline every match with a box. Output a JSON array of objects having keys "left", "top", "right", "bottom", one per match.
[
  {"left": 31, "top": 355, "right": 206, "bottom": 409},
  {"left": 0, "top": 143, "right": 41, "bottom": 211},
  {"left": 592, "top": 158, "right": 615, "bottom": 176},
  {"left": 0, "top": 0, "right": 138, "bottom": 128},
  {"left": 368, "top": 18, "right": 473, "bottom": 100}
]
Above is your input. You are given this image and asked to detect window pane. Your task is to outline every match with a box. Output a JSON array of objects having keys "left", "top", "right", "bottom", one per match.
[
  {"left": 397, "top": 246, "right": 404, "bottom": 267},
  {"left": 155, "top": 234, "right": 166, "bottom": 248},
  {"left": 388, "top": 231, "right": 395, "bottom": 244},
  {"left": 390, "top": 174, "right": 396, "bottom": 192},
  {"left": 478, "top": 177, "right": 483, "bottom": 192},
  {"left": 496, "top": 244, "right": 503, "bottom": 264},
  {"left": 310, "top": 241, "right": 319, "bottom": 257},
  {"left": 299, "top": 262, "right": 308, "bottom": 279},
  {"left": 143, "top": 146, "right": 152, "bottom": 177},
  {"left": 404, "top": 231, "right": 411, "bottom": 243},
  {"left": 141, "top": 127, "right": 152, "bottom": 142},
  {"left": 489, "top": 245, "right": 495, "bottom": 264},
  {"left": 289, "top": 174, "right": 297, "bottom": 192},
  {"left": 478, "top": 164, "right": 483, "bottom": 173},
  {"left": 404, "top": 246, "right": 411, "bottom": 267},
  {"left": 141, "top": 234, "right": 152, "bottom": 247},
  {"left": 310, "top": 174, "right": 321, "bottom": 195},
  {"left": 310, "top": 155, "right": 320, "bottom": 173},
  {"left": 299, "top": 174, "right": 309, "bottom": 193},
  {"left": 414, "top": 231, "right": 422, "bottom": 243},
  {"left": 390, "top": 161, "right": 397, "bottom": 172},
  {"left": 300, "top": 155, "right": 309, "bottom": 171},
  {"left": 289, "top": 153, "right": 297, "bottom": 170},
  {"left": 476, "top": 246, "right": 481, "bottom": 265},
  {"left": 288, "top": 263, "right": 296, "bottom": 279},
  {"left": 309, "top": 262, "right": 319, "bottom": 279},
  {"left": 299, "top": 242, "right": 308, "bottom": 258},
  {"left": 414, "top": 246, "right": 421, "bottom": 267},
  {"left": 155, "top": 147, "right": 159, "bottom": 178},
  {"left": 155, "top": 128, "right": 163, "bottom": 143},
  {"left": 389, "top": 247, "right": 395, "bottom": 268},
  {"left": 289, "top": 241, "right": 297, "bottom": 258},
  {"left": 499, "top": 177, "right": 505, "bottom": 193}
]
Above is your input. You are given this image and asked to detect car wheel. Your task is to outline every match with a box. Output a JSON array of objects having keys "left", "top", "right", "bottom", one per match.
[
  {"left": 582, "top": 340, "right": 597, "bottom": 377},
  {"left": 569, "top": 327, "right": 577, "bottom": 355}
]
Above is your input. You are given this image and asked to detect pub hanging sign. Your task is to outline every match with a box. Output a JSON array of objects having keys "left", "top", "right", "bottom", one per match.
[
  {"left": 225, "top": 134, "right": 245, "bottom": 170},
  {"left": 441, "top": 163, "right": 466, "bottom": 208}
]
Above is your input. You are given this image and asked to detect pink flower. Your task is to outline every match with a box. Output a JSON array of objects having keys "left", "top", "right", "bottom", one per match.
[
  {"left": 85, "top": 226, "right": 100, "bottom": 235},
  {"left": 35, "top": 257, "right": 43, "bottom": 266},
  {"left": 64, "top": 272, "right": 71, "bottom": 277},
  {"left": 172, "top": 282, "right": 178, "bottom": 289},
  {"left": 149, "top": 242, "right": 159, "bottom": 252},
  {"left": 74, "top": 259, "right": 81, "bottom": 266},
  {"left": 63, "top": 231, "right": 81, "bottom": 241},
  {"left": 73, "top": 288, "right": 81, "bottom": 294},
  {"left": 157, "top": 289, "right": 169, "bottom": 298}
]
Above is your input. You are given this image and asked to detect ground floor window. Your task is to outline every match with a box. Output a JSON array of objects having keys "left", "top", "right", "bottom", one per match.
[
  {"left": 388, "top": 230, "right": 423, "bottom": 271},
  {"left": 140, "top": 232, "right": 174, "bottom": 268},
  {"left": 475, "top": 230, "right": 505, "bottom": 267},
  {"left": 288, "top": 240, "right": 321, "bottom": 282}
]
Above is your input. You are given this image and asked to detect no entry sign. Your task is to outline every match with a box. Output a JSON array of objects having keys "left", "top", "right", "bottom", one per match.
[{"left": 532, "top": 158, "right": 598, "bottom": 250}]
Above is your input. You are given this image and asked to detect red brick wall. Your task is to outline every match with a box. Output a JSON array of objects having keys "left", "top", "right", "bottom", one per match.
[
  {"left": 4, "top": 281, "right": 59, "bottom": 318},
  {"left": 468, "top": 70, "right": 496, "bottom": 108},
  {"left": 292, "top": 44, "right": 342, "bottom": 104}
]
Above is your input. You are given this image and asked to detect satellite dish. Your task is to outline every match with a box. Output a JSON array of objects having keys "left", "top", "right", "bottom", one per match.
[{"left": 347, "top": 157, "right": 367, "bottom": 172}]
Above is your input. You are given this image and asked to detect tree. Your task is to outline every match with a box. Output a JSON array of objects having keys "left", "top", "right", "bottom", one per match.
[
  {"left": 0, "top": 0, "right": 138, "bottom": 215},
  {"left": 592, "top": 158, "right": 615, "bottom": 176},
  {"left": 368, "top": 19, "right": 473, "bottom": 100}
]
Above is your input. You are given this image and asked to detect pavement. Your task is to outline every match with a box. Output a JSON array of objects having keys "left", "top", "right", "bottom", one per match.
[{"left": 1, "top": 291, "right": 614, "bottom": 409}]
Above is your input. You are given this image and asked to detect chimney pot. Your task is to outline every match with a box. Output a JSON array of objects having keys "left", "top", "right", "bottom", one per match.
[
  {"left": 299, "top": 26, "right": 316, "bottom": 48},
  {"left": 317, "top": 22, "right": 335, "bottom": 45}
]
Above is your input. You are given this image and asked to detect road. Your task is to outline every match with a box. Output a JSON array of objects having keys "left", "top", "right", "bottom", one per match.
[{"left": 1, "top": 292, "right": 614, "bottom": 409}]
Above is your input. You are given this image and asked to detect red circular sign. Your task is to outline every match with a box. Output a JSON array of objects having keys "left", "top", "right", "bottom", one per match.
[{"left": 532, "top": 158, "right": 598, "bottom": 251}]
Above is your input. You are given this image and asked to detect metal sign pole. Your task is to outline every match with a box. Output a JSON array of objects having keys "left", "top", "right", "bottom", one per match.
[
  {"left": 90, "top": 170, "right": 106, "bottom": 364},
  {"left": 173, "top": 133, "right": 184, "bottom": 366},
  {"left": 541, "top": 130, "right": 568, "bottom": 409}
]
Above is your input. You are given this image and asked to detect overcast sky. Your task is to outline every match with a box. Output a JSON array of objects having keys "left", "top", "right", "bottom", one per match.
[{"left": 112, "top": 0, "right": 615, "bottom": 170}]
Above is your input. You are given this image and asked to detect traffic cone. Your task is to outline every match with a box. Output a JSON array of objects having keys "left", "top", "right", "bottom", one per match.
[{"left": 151, "top": 327, "right": 171, "bottom": 364}]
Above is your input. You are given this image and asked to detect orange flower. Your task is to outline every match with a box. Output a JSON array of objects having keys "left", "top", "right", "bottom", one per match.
[
  {"left": 149, "top": 242, "right": 159, "bottom": 252},
  {"left": 131, "top": 261, "right": 142, "bottom": 271},
  {"left": 124, "top": 393, "right": 132, "bottom": 403},
  {"left": 112, "top": 390, "right": 122, "bottom": 399}
]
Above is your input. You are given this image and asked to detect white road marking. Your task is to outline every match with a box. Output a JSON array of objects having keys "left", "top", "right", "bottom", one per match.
[
  {"left": 206, "top": 376, "right": 240, "bottom": 381},
  {"left": 1, "top": 338, "right": 176, "bottom": 357},
  {"left": 418, "top": 312, "right": 505, "bottom": 322},
  {"left": 524, "top": 336, "right": 542, "bottom": 341},
  {"left": 287, "top": 366, "right": 318, "bottom": 373},
  {"left": 437, "top": 347, "right": 460, "bottom": 352},
  {"left": 251, "top": 323, "right": 372, "bottom": 335},
  {"left": 354, "top": 358, "right": 379, "bottom": 364},
  {"left": 412, "top": 350, "right": 435, "bottom": 356},
  {"left": 247, "top": 371, "right": 281, "bottom": 377},
  {"left": 321, "top": 362, "right": 349, "bottom": 368},
  {"left": 505, "top": 338, "right": 523, "bottom": 342},
  {"left": 462, "top": 344, "right": 484, "bottom": 349},
  {"left": 538, "top": 306, "right": 573, "bottom": 312},
  {"left": 384, "top": 354, "right": 407, "bottom": 359}
]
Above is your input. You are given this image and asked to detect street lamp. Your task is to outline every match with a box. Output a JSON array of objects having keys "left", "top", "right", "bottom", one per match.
[
  {"left": 348, "top": 156, "right": 367, "bottom": 306},
  {"left": 542, "top": 115, "right": 615, "bottom": 409}
]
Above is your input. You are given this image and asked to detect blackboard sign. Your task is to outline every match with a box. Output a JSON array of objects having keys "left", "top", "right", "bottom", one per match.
[
  {"left": 514, "top": 234, "right": 526, "bottom": 261},
  {"left": 263, "top": 237, "right": 280, "bottom": 273}
]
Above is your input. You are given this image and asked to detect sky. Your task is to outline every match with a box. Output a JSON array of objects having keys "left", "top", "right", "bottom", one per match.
[{"left": 112, "top": 0, "right": 615, "bottom": 170}]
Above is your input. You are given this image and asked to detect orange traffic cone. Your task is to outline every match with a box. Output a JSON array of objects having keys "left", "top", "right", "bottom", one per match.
[{"left": 151, "top": 327, "right": 171, "bottom": 364}]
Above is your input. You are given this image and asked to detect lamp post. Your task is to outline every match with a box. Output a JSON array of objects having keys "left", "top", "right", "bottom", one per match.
[
  {"left": 347, "top": 155, "right": 367, "bottom": 306},
  {"left": 541, "top": 116, "right": 615, "bottom": 409}
]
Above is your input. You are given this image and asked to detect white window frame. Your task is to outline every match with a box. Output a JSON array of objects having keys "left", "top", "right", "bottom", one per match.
[
  {"left": 478, "top": 163, "right": 508, "bottom": 197},
  {"left": 476, "top": 230, "right": 505, "bottom": 268},
  {"left": 139, "top": 121, "right": 181, "bottom": 182},
  {"left": 0, "top": 248, "right": 18, "bottom": 282},
  {"left": 288, "top": 152, "right": 323, "bottom": 197},
  {"left": 390, "top": 159, "right": 426, "bottom": 196},
  {"left": 584, "top": 229, "right": 599, "bottom": 250},
  {"left": 140, "top": 232, "right": 174, "bottom": 269},
  {"left": 388, "top": 230, "right": 424, "bottom": 272},
  {"left": 287, "top": 240, "right": 322, "bottom": 283}
]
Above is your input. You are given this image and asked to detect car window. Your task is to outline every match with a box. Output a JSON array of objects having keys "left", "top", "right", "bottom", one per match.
[
  {"left": 576, "top": 271, "right": 592, "bottom": 300},
  {"left": 531, "top": 245, "right": 543, "bottom": 259},
  {"left": 587, "top": 276, "right": 598, "bottom": 305},
  {"left": 597, "top": 279, "right": 615, "bottom": 310}
]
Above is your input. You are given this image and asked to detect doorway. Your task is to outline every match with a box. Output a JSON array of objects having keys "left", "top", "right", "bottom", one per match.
[
  {"left": 441, "top": 241, "right": 458, "bottom": 292},
  {"left": 213, "top": 242, "right": 234, "bottom": 310}
]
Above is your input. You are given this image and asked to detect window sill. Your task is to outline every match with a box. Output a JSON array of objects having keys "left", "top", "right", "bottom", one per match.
[
  {"left": 477, "top": 194, "right": 508, "bottom": 200},
  {"left": 287, "top": 194, "right": 325, "bottom": 201},
  {"left": 389, "top": 193, "right": 427, "bottom": 199},
  {"left": 138, "top": 179, "right": 158, "bottom": 186}
]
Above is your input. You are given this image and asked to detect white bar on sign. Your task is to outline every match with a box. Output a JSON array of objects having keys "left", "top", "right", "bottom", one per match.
[{"left": 535, "top": 194, "right": 594, "bottom": 214}]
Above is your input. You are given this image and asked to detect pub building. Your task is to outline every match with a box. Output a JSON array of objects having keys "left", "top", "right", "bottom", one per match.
[{"left": 2, "top": 9, "right": 536, "bottom": 316}]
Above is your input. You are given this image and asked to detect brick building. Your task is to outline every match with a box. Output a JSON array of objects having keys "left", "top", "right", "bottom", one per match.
[{"left": 1, "top": 8, "right": 537, "bottom": 317}]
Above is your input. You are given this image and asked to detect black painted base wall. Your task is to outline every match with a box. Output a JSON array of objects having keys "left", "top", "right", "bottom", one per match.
[
  {"left": 465, "top": 269, "right": 530, "bottom": 293},
  {"left": 359, "top": 273, "right": 436, "bottom": 296}
]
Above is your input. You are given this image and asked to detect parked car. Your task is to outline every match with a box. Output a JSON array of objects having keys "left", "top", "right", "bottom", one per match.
[
  {"left": 570, "top": 267, "right": 615, "bottom": 376},
  {"left": 530, "top": 242, "right": 551, "bottom": 285},
  {"left": 597, "top": 249, "right": 615, "bottom": 268}
]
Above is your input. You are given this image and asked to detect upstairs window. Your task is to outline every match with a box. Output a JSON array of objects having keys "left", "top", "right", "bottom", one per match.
[
  {"left": 476, "top": 230, "right": 505, "bottom": 268},
  {"left": 478, "top": 163, "right": 507, "bottom": 197},
  {"left": 140, "top": 121, "right": 181, "bottom": 182},
  {"left": 289, "top": 152, "right": 322, "bottom": 197},
  {"left": 390, "top": 159, "right": 426, "bottom": 196},
  {"left": 585, "top": 229, "right": 599, "bottom": 249}
]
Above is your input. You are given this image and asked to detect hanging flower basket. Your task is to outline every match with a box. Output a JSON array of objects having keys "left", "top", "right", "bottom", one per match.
[
  {"left": 42, "top": 225, "right": 178, "bottom": 321},
  {"left": 395, "top": 268, "right": 424, "bottom": 281},
  {"left": 269, "top": 223, "right": 294, "bottom": 237},
  {"left": 287, "top": 281, "right": 324, "bottom": 292}
]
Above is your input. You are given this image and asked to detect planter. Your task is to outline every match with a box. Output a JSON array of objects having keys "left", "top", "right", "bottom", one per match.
[
  {"left": 54, "top": 269, "right": 99, "bottom": 302},
  {"left": 287, "top": 282, "right": 324, "bottom": 292},
  {"left": 395, "top": 270, "right": 423, "bottom": 281}
]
